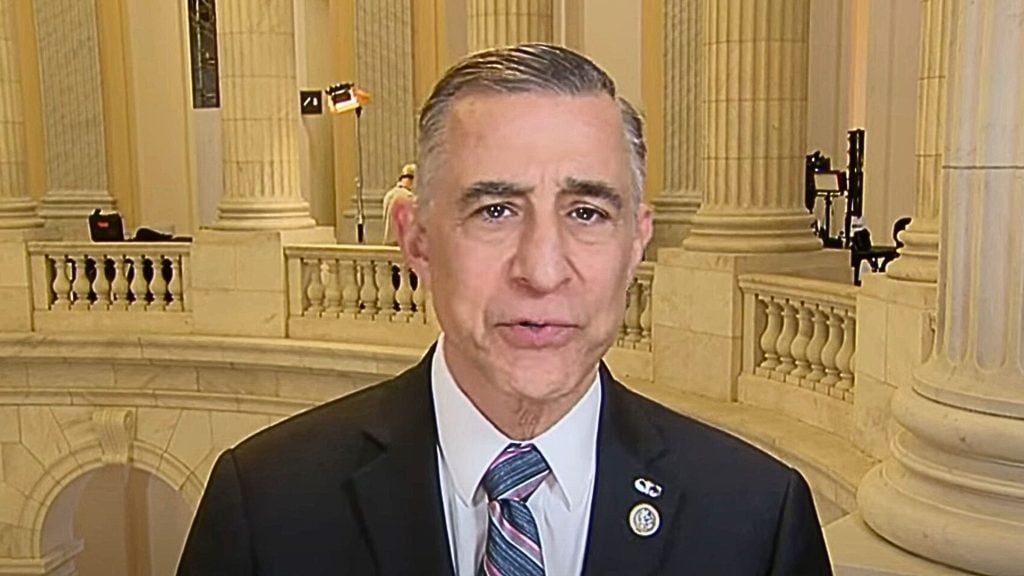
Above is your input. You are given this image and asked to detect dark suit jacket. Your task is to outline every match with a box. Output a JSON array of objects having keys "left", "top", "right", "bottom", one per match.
[{"left": 177, "top": 350, "right": 832, "bottom": 575}]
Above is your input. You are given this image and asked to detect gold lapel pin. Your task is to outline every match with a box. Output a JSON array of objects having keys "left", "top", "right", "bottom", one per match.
[{"left": 628, "top": 502, "right": 660, "bottom": 537}]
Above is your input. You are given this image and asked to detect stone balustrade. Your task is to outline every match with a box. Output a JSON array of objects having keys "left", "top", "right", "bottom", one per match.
[
  {"left": 25, "top": 242, "right": 192, "bottom": 334},
  {"left": 740, "top": 273, "right": 857, "bottom": 403},
  {"left": 617, "top": 262, "right": 654, "bottom": 351},
  {"left": 734, "top": 273, "right": 858, "bottom": 444}
]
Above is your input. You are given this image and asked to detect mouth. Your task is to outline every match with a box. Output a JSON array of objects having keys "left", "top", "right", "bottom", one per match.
[{"left": 496, "top": 319, "right": 578, "bottom": 348}]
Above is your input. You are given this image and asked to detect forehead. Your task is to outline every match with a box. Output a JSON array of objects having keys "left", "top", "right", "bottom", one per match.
[{"left": 438, "top": 92, "right": 632, "bottom": 188}]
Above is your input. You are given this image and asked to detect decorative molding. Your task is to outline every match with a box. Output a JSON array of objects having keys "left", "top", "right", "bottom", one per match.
[{"left": 92, "top": 408, "right": 135, "bottom": 464}]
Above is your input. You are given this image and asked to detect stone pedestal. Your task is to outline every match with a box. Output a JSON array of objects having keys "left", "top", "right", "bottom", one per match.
[
  {"left": 852, "top": 275, "right": 936, "bottom": 460},
  {"left": 826, "top": 515, "right": 973, "bottom": 576},
  {"left": 653, "top": 247, "right": 849, "bottom": 401},
  {"left": 191, "top": 227, "right": 334, "bottom": 338}
]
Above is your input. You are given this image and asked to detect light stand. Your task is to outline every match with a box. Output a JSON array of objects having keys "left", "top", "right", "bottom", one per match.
[
  {"left": 354, "top": 106, "right": 366, "bottom": 244},
  {"left": 325, "top": 83, "right": 372, "bottom": 244}
]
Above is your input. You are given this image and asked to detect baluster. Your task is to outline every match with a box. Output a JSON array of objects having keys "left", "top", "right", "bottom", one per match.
[
  {"left": 305, "top": 258, "right": 325, "bottom": 315},
  {"left": 167, "top": 257, "right": 184, "bottom": 311},
  {"left": 395, "top": 263, "right": 414, "bottom": 319},
  {"left": 834, "top": 311, "right": 855, "bottom": 397},
  {"left": 358, "top": 260, "right": 379, "bottom": 317},
  {"left": 128, "top": 256, "right": 147, "bottom": 310},
  {"left": 788, "top": 303, "right": 813, "bottom": 385},
  {"left": 71, "top": 254, "right": 92, "bottom": 309},
  {"left": 397, "top": 261, "right": 417, "bottom": 315},
  {"left": 844, "top": 350, "right": 857, "bottom": 402},
  {"left": 638, "top": 279, "right": 652, "bottom": 348},
  {"left": 756, "top": 296, "right": 782, "bottom": 375},
  {"left": 376, "top": 260, "right": 396, "bottom": 320},
  {"left": 51, "top": 255, "right": 72, "bottom": 310},
  {"left": 340, "top": 259, "right": 360, "bottom": 316},
  {"left": 149, "top": 256, "right": 169, "bottom": 310},
  {"left": 411, "top": 270, "right": 426, "bottom": 322},
  {"left": 323, "top": 258, "right": 342, "bottom": 315},
  {"left": 92, "top": 255, "right": 112, "bottom": 309},
  {"left": 110, "top": 256, "right": 130, "bottom": 310},
  {"left": 623, "top": 280, "right": 642, "bottom": 344},
  {"left": 772, "top": 299, "right": 798, "bottom": 378},
  {"left": 804, "top": 305, "right": 828, "bottom": 384},
  {"left": 818, "top": 307, "right": 843, "bottom": 388}
]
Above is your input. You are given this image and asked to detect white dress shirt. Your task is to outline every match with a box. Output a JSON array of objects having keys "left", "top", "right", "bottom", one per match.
[{"left": 431, "top": 335, "right": 602, "bottom": 576}]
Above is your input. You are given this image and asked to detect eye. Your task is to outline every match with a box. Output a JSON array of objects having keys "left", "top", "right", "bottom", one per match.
[
  {"left": 570, "top": 206, "right": 607, "bottom": 223},
  {"left": 479, "top": 203, "right": 515, "bottom": 221}
]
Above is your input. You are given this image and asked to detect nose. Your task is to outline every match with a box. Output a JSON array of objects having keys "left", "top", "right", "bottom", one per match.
[{"left": 509, "top": 211, "right": 572, "bottom": 294}]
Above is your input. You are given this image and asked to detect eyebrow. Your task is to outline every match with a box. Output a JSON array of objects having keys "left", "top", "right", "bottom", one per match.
[
  {"left": 457, "top": 177, "right": 624, "bottom": 211},
  {"left": 560, "top": 177, "right": 623, "bottom": 211},
  {"left": 458, "top": 181, "right": 533, "bottom": 211}
]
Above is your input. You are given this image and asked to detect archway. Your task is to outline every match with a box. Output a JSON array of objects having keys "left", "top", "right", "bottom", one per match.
[{"left": 41, "top": 466, "right": 193, "bottom": 576}]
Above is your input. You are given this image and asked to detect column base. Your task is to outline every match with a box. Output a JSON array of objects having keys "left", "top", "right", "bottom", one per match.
[
  {"left": 885, "top": 223, "right": 939, "bottom": 283},
  {"left": 857, "top": 383, "right": 1024, "bottom": 576},
  {"left": 683, "top": 209, "right": 821, "bottom": 253},
  {"left": 649, "top": 192, "right": 701, "bottom": 257},
  {"left": 212, "top": 200, "right": 317, "bottom": 231},
  {"left": 825, "top": 514, "right": 974, "bottom": 575},
  {"left": 38, "top": 189, "right": 116, "bottom": 241},
  {"left": 853, "top": 275, "right": 937, "bottom": 459},
  {"left": 0, "top": 199, "right": 44, "bottom": 230}
]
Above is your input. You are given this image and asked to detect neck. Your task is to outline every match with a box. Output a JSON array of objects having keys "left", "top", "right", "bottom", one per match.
[{"left": 445, "top": 353, "right": 596, "bottom": 441}]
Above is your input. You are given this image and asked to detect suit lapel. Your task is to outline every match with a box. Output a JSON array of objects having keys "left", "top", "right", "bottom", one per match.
[
  {"left": 581, "top": 366, "right": 685, "bottom": 576},
  {"left": 347, "top": 350, "right": 455, "bottom": 576}
]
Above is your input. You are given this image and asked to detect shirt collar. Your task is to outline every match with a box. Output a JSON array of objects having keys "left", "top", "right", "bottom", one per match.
[{"left": 431, "top": 334, "right": 601, "bottom": 511}]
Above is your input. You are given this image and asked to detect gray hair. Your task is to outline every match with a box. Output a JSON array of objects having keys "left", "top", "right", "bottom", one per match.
[{"left": 416, "top": 43, "right": 646, "bottom": 213}]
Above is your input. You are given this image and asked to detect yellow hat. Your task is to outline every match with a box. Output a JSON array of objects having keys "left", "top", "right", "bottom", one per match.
[{"left": 400, "top": 163, "right": 416, "bottom": 178}]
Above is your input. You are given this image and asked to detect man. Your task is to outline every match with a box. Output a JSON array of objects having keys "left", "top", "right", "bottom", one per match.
[
  {"left": 178, "top": 44, "right": 832, "bottom": 575},
  {"left": 382, "top": 163, "right": 416, "bottom": 245}
]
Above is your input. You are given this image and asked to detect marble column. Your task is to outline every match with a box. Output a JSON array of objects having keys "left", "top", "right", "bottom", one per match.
[
  {"left": 650, "top": 0, "right": 702, "bottom": 251},
  {"left": 886, "top": 0, "right": 951, "bottom": 283},
  {"left": 213, "top": 0, "right": 315, "bottom": 230},
  {"left": 344, "top": 0, "right": 416, "bottom": 244},
  {"left": 683, "top": 0, "right": 820, "bottom": 253},
  {"left": 858, "top": 1, "right": 1024, "bottom": 573},
  {"left": 468, "top": 0, "right": 554, "bottom": 51},
  {"left": 33, "top": 0, "right": 115, "bottom": 239},
  {"left": 0, "top": 0, "right": 41, "bottom": 230}
]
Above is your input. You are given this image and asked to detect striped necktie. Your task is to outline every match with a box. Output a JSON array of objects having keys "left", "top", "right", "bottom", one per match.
[{"left": 478, "top": 443, "right": 551, "bottom": 576}]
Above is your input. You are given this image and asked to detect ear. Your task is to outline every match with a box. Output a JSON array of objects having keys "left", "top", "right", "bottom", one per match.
[
  {"left": 629, "top": 202, "right": 654, "bottom": 276},
  {"left": 393, "top": 197, "right": 431, "bottom": 287}
]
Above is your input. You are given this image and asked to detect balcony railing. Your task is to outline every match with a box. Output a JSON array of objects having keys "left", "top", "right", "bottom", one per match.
[
  {"left": 617, "top": 262, "right": 653, "bottom": 351},
  {"left": 739, "top": 273, "right": 857, "bottom": 403},
  {"left": 26, "top": 242, "right": 192, "bottom": 334}
]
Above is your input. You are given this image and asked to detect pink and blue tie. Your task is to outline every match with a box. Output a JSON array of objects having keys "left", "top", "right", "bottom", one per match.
[{"left": 478, "top": 443, "right": 550, "bottom": 576}]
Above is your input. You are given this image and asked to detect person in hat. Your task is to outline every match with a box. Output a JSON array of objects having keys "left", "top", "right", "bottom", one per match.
[{"left": 382, "top": 163, "right": 416, "bottom": 245}]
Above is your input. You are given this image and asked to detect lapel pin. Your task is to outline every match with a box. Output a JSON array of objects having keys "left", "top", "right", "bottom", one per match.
[
  {"left": 628, "top": 502, "right": 660, "bottom": 537},
  {"left": 634, "top": 477, "right": 662, "bottom": 498}
]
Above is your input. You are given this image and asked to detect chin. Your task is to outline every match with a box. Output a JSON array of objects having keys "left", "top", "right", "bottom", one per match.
[{"left": 492, "top": 348, "right": 598, "bottom": 402}]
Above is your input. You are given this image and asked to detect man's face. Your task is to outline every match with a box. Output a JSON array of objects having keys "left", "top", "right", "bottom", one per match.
[{"left": 400, "top": 92, "right": 652, "bottom": 406}]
